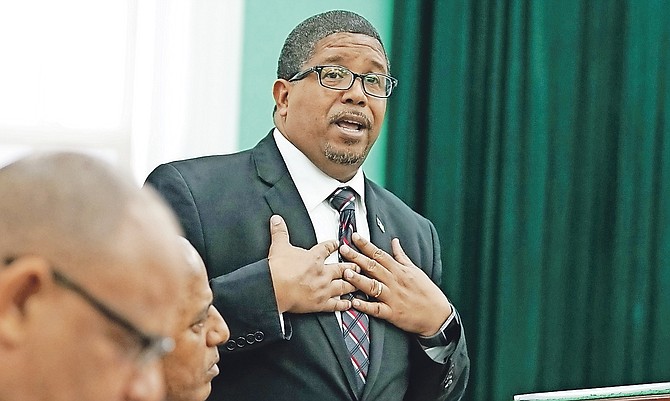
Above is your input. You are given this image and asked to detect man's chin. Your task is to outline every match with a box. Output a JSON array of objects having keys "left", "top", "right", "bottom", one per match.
[{"left": 324, "top": 145, "right": 368, "bottom": 166}]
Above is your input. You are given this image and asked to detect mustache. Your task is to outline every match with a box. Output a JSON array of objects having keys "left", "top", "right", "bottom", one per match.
[{"left": 329, "top": 110, "right": 372, "bottom": 130}]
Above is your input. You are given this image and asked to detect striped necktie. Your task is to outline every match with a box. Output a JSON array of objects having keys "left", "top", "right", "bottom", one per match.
[{"left": 328, "top": 186, "right": 370, "bottom": 395}]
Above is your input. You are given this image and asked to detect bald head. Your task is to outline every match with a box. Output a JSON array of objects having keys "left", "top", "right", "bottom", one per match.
[
  {"left": 0, "top": 152, "right": 182, "bottom": 274},
  {"left": 177, "top": 236, "right": 207, "bottom": 278}
]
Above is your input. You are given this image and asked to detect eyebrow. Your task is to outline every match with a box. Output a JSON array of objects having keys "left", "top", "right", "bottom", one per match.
[{"left": 190, "top": 302, "right": 212, "bottom": 325}]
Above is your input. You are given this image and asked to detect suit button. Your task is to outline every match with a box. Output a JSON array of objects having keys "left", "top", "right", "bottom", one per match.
[
  {"left": 444, "top": 378, "right": 453, "bottom": 388},
  {"left": 235, "top": 336, "right": 246, "bottom": 348},
  {"left": 225, "top": 340, "right": 236, "bottom": 351},
  {"left": 246, "top": 333, "right": 256, "bottom": 344},
  {"left": 254, "top": 331, "right": 264, "bottom": 342}
]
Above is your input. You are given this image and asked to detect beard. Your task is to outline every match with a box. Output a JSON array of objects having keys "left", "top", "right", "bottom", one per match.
[{"left": 324, "top": 140, "right": 370, "bottom": 166}]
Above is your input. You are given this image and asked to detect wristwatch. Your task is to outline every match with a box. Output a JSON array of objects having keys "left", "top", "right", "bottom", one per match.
[{"left": 417, "top": 310, "right": 462, "bottom": 348}]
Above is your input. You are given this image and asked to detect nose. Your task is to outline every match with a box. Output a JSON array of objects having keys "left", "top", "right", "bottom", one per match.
[
  {"left": 206, "top": 305, "right": 230, "bottom": 346},
  {"left": 124, "top": 359, "right": 166, "bottom": 401},
  {"left": 342, "top": 76, "right": 368, "bottom": 106}
]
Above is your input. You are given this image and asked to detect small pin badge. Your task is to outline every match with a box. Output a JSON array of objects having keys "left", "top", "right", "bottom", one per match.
[{"left": 376, "top": 216, "right": 385, "bottom": 233}]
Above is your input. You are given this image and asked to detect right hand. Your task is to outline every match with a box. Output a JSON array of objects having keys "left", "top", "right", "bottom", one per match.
[{"left": 268, "top": 215, "right": 358, "bottom": 314}]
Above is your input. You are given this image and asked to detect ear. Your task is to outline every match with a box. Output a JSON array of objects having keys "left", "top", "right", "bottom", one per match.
[
  {"left": 272, "top": 79, "right": 291, "bottom": 118},
  {"left": 0, "top": 257, "right": 48, "bottom": 347}
]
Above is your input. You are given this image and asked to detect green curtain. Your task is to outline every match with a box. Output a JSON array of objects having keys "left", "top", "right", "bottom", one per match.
[{"left": 386, "top": 1, "right": 670, "bottom": 400}]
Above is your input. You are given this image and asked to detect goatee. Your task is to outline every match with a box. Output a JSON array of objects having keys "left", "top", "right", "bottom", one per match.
[{"left": 324, "top": 142, "right": 370, "bottom": 165}]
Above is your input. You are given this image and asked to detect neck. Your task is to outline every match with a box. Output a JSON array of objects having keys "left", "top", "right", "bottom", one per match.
[{"left": 319, "top": 161, "right": 361, "bottom": 182}]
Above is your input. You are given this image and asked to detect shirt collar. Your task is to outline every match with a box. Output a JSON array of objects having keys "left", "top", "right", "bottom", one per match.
[{"left": 273, "top": 128, "right": 366, "bottom": 211}]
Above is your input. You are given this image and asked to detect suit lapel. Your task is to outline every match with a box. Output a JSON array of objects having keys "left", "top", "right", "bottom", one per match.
[
  {"left": 360, "top": 181, "right": 393, "bottom": 400},
  {"left": 255, "top": 132, "right": 363, "bottom": 399},
  {"left": 254, "top": 132, "right": 314, "bottom": 249},
  {"left": 364, "top": 180, "right": 393, "bottom": 252},
  {"left": 263, "top": 172, "right": 315, "bottom": 249}
]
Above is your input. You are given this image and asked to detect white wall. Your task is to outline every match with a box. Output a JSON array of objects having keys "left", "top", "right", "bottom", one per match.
[{"left": 0, "top": 0, "right": 244, "bottom": 183}]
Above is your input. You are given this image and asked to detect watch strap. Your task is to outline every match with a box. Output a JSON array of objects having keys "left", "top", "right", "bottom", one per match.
[{"left": 417, "top": 308, "right": 462, "bottom": 348}]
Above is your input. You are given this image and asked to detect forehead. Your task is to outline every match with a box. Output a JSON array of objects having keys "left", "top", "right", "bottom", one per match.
[
  {"left": 308, "top": 32, "right": 388, "bottom": 73},
  {"left": 170, "top": 279, "right": 211, "bottom": 332},
  {"left": 187, "top": 269, "right": 212, "bottom": 309},
  {"left": 179, "top": 264, "right": 212, "bottom": 316}
]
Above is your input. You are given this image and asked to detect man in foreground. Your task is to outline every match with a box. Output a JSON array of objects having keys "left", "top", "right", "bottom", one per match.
[{"left": 0, "top": 152, "right": 189, "bottom": 401}]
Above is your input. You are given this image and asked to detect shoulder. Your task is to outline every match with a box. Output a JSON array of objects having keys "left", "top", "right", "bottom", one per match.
[
  {"left": 366, "top": 180, "right": 429, "bottom": 221},
  {"left": 169, "top": 149, "right": 252, "bottom": 170},
  {"left": 149, "top": 149, "right": 254, "bottom": 181},
  {"left": 149, "top": 132, "right": 281, "bottom": 183}
]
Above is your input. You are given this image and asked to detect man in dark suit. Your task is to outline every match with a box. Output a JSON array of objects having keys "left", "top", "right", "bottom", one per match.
[{"left": 146, "top": 10, "right": 469, "bottom": 401}]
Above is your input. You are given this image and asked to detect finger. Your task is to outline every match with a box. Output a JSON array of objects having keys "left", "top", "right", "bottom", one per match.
[
  {"left": 269, "top": 215, "right": 290, "bottom": 244},
  {"left": 343, "top": 268, "right": 385, "bottom": 299},
  {"left": 351, "top": 298, "right": 392, "bottom": 319},
  {"left": 340, "top": 241, "right": 390, "bottom": 280},
  {"left": 330, "top": 279, "right": 357, "bottom": 297},
  {"left": 391, "top": 238, "right": 413, "bottom": 265},
  {"left": 332, "top": 262, "right": 360, "bottom": 276},
  {"left": 323, "top": 262, "right": 359, "bottom": 283},
  {"left": 351, "top": 233, "right": 397, "bottom": 268},
  {"left": 371, "top": 279, "right": 384, "bottom": 298},
  {"left": 324, "top": 296, "right": 352, "bottom": 312},
  {"left": 312, "top": 239, "right": 339, "bottom": 260}
]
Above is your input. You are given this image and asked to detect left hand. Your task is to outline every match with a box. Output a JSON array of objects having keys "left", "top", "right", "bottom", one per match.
[{"left": 340, "top": 233, "right": 452, "bottom": 337}]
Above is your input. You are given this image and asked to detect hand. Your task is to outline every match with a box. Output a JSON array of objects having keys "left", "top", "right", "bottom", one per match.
[
  {"left": 341, "top": 233, "right": 452, "bottom": 337},
  {"left": 268, "top": 215, "right": 358, "bottom": 314}
]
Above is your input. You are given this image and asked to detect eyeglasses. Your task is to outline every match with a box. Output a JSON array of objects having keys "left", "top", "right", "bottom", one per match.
[
  {"left": 289, "top": 65, "right": 398, "bottom": 98},
  {"left": 51, "top": 268, "right": 175, "bottom": 364}
]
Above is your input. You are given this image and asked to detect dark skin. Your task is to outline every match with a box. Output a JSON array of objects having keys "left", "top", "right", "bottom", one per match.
[
  {"left": 342, "top": 234, "right": 452, "bottom": 337},
  {"left": 268, "top": 215, "right": 357, "bottom": 314},
  {"left": 268, "top": 216, "right": 451, "bottom": 337}
]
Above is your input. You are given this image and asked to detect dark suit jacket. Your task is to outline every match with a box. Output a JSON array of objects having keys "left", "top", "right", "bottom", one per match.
[{"left": 145, "top": 132, "right": 469, "bottom": 401}]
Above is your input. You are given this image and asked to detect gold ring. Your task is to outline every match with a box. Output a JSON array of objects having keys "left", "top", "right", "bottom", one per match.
[{"left": 373, "top": 280, "right": 383, "bottom": 298}]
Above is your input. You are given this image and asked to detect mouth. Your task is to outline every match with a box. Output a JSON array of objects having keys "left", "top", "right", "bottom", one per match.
[
  {"left": 208, "top": 360, "right": 220, "bottom": 377},
  {"left": 331, "top": 111, "right": 372, "bottom": 134}
]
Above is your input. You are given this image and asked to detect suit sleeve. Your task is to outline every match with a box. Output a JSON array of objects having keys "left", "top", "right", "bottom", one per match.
[
  {"left": 145, "top": 163, "right": 288, "bottom": 353},
  {"left": 404, "top": 220, "right": 470, "bottom": 401}
]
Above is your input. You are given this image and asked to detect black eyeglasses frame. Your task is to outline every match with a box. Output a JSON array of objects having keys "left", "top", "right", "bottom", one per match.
[
  {"left": 3, "top": 256, "right": 174, "bottom": 363},
  {"left": 288, "top": 65, "right": 398, "bottom": 98}
]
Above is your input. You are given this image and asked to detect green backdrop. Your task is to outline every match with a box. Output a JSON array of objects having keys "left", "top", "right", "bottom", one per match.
[{"left": 386, "top": 1, "right": 670, "bottom": 400}]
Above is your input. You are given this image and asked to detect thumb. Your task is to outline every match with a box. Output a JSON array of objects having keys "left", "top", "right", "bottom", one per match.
[
  {"left": 269, "top": 215, "right": 290, "bottom": 246},
  {"left": 391, "top": 238, "right": 412, "bottom": 265}
]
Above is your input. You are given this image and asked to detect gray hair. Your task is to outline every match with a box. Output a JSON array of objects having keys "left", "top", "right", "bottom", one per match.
[{"left": 277, "top": 10, "right": 388, "bottom": 80}]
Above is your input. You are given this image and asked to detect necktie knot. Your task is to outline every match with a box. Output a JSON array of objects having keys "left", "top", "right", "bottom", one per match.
[
  {"left": 328, "top": 186, "right": 356, "bottom": 213},
  {"left": 328, "top": 187, "right": 357, "bottom": 250}
]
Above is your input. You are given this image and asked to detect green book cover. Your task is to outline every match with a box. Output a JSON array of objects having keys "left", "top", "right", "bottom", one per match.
[{"left": 514, "top": 383, "right": 670, "bottom": 400}]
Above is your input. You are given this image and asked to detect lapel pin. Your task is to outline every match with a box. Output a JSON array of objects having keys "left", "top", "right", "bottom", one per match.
[{"left": 376, "top": 216, "right": 385, "bottom": 233}]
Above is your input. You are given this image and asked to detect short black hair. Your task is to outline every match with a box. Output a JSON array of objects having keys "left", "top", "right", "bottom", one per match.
[{"left": 277, "top": 10, "right": 388, "bottom": 80}]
